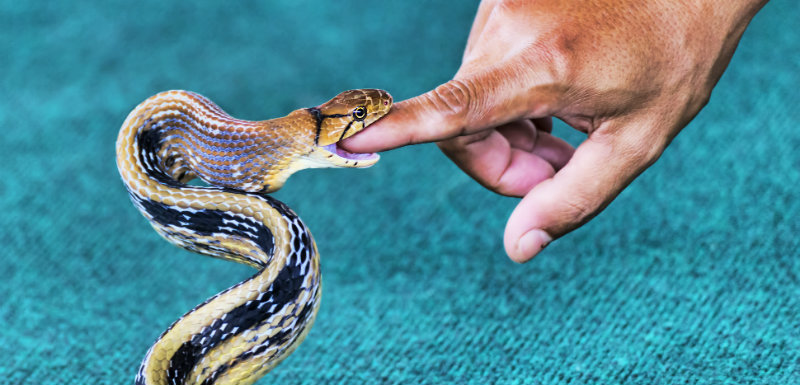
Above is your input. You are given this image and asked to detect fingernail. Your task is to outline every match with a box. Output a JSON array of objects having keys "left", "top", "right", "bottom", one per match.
[{"left": 515, "top": 230, "right": 552, "bottom": 263}]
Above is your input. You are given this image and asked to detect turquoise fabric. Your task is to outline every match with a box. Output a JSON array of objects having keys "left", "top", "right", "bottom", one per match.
[{"left": 1, "top": 1, "right": 798, "bottom": 384}]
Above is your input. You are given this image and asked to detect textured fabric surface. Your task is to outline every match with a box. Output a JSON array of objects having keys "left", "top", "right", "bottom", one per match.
[{"left": 1, "top": 1, "right": 798, "bottom": 384}]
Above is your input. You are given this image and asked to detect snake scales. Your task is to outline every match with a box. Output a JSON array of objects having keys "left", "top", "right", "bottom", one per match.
[{"left": 116, "top": 89, "right": 392, "bottom": 385}]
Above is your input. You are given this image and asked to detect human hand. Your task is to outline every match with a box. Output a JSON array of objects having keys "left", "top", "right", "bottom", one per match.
[{"left": 343, "top": 0, "right": 768, "bottom": 262}]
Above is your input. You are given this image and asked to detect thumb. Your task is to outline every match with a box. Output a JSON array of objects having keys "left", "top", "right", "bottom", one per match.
[
  {"left": 342, "top": 70, "right": 559, "bottom": 153},
  {"left": 504, "top": 121, "right": 667, "bottom": 263}
]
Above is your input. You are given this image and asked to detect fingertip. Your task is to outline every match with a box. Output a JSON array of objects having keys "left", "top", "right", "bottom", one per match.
[
  {"left": 339, "top": 127, "right": 382, "bottom": 152},
  {"left": 505, "top": 229, "right": 552, "bottom": 263},
  {"left": 339, "top": 96, "right": 438, "bottom": 153}
]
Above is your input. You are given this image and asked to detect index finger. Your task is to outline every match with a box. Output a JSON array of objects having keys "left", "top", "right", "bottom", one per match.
[{"left": 342, "top": 74, "right": 560, "bottom": 153}]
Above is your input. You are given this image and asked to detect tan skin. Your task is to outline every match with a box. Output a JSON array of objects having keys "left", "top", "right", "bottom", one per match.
[{"left": 342, "top": 0, "right": 770, "bottom": 262}]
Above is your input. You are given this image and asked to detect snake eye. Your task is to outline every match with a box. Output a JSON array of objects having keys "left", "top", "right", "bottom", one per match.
[{"left": 352, "top": 106, "right": 367, "bottom": 120}]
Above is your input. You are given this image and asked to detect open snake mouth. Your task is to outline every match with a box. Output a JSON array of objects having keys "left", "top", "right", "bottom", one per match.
[
  {"left": 321, "top": 142, "right": 379, "bottom": 162},
  {"left": 305, "top": 132, "right": 380, "bottom": 169}
]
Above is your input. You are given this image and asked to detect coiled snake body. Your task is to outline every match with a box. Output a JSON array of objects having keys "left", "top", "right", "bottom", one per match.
[{"left": 116, "top": 89, "right": 392, "bottom": 385}]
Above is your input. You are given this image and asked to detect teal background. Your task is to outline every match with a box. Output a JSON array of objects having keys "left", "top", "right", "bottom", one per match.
[{"left": 1, "top": 1, "right": 798, "bottom": 384}]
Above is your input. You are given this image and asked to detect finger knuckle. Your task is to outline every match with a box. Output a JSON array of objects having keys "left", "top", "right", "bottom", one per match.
[
  {"left": 688, "top": 92, "right": 712, "bottom": 116},
  {"left": 426, "top": 79, "right": 476, "bottom": 131},
  {"left": 561, "top": 194, "right": 597, "bottom": 226},
  {"left": 599, "top": 129, "right": 666, "bottom": 170},
  {"left": 628, "top": 134, "right": 667, "bottom": 169}
]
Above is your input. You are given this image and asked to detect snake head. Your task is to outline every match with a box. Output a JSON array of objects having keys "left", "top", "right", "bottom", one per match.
[{"left": 309, "top": 89, "right": 392, "bottom": 168}]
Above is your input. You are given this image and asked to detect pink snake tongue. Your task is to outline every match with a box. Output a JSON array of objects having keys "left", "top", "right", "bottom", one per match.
[{"left": 322, "top": 143, "right": 379, "bottom": 161}]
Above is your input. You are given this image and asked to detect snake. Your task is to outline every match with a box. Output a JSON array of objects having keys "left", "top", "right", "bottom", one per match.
[{"left": 116, "top": 89, "right": 392, "bottom": 385}]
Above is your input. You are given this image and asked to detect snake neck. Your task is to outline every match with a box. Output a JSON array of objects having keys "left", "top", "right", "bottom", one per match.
[{"left": 124, "top": 90, "right": 319, "bottom": 193}]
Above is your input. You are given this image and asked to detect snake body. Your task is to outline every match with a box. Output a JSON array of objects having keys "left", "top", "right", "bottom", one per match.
[{"left": 116, "top": 89, "right": 391, "bottom": 385}]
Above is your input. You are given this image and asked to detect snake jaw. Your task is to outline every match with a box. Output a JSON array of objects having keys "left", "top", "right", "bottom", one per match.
[{"left": 314, "top": 142, "right": 380, "bottom": 168}]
